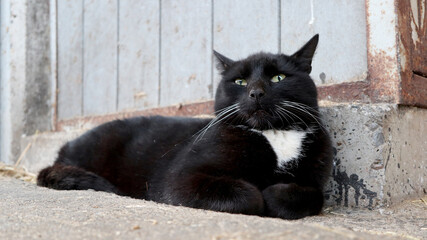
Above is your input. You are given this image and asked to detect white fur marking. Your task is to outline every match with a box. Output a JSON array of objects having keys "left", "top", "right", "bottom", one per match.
[{"left": 262, "top": 130, "right": 307, "bottom": 169}]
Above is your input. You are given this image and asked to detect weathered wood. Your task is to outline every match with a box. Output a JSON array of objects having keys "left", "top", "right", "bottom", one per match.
[
  {"left": 118, "top": 0, "right": 160, "bottom": 111},
  {"left": 213, "top": 0, "right": 280, "bottom": 89},
  {"left": 83, "top": 0, "right": 118, "bottom": 115},
  {"left": 25, "top": 0, "right": 52, "bottom": 134},
  {"left": 57, "top": 0, "right": 83, "bottom": 120},
  {"left": 0, "top": 0, "right": 27, "bottom": 164},
  {"left": 160, "top": 0, "right": 212, "bottom": 106},
  {"left": 281, "top": 0, "right": 368, "bottom": 85},
  {"left": 49, "top": 0, "right": 57, "bottom": 129}
]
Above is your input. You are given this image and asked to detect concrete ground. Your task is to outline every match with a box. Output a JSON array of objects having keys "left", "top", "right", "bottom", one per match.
[{"left": 0, "top": 177, "right": 426, "bottom": 240}]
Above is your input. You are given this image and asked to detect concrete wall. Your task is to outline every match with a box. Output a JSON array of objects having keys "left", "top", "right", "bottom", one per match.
[
  {"left": 383, "top": 106, "right": 427, "bottom": 205},
  {"left": 322, "top": 104, "right": 426, "bottom": 208}
]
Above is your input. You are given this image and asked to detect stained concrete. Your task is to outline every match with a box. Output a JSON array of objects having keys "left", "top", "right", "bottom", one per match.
[
  {"left": 1, "top": 177, "right": 426, "bottom": 240},
  {"left": 321, "top": 104, "right": 426, "bottom": 208},
  {"left": 18, "top": 104, "right": 427, "bottom": 210}
]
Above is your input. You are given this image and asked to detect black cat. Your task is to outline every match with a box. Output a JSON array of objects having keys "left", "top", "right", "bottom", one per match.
[{"left": 38, "top": 34, "right": 332, "bottom": 219}]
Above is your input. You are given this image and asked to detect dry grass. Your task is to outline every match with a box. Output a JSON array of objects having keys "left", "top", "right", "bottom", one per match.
[
  {"left": 0, "top": 162, "right": 36, "bottom": 183},
  {"left": 0, "top": 130, "right": 39, "bottom": 183}
]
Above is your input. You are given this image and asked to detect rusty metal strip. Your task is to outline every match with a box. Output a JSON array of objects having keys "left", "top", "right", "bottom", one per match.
[
  {"left": 317, "top": 81, "right": 371, "bottom": 103},
  {"left": 397, "top": 0, "right": 427, "bottom": 107},
  {"left": 401, "top": 73, "right": 427, "bottom": 108},
  {"left": 365, "top": 0, "right": 401, "bottom": 104}
]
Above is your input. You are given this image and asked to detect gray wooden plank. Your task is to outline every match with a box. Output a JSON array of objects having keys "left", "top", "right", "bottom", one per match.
[
  {"left": 281, "top": 0, "right": 368, "bottom": 85},
  {"left": 160, "top": 0, "right": 212, "bottom": 106},
  {"left": 49, "top": 0, "right": 57, "bottom": 127},
  {"left": 213, "top": 0, "right": 280, "bottom": 89},
  {"left": 118, "top": 0, "right": 160, "bottom": 111},
  {"left": 83, "top": 0, "right": 118, "bottom": 116},
  {"left": 57, "top": 0, "right": 83, "bottom": 120}
]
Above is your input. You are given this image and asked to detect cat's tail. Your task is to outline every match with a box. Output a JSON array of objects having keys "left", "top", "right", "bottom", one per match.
[{"left": 37, "top": 164, "right": 120, "bottom": 194}]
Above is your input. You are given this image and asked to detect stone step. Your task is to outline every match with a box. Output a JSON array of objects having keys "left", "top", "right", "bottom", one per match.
[{"left": 19, "top": 104, "right": 426, "bottom": 209}]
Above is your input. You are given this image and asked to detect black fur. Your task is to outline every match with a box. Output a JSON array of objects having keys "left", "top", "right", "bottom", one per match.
[{"left": 38, "top": 34, "right": 333, "bottom": 219}]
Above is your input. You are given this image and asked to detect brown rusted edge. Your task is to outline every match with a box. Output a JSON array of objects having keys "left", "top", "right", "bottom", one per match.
[
  {"left": 401, "top": 74, "right": 427, "bottom": 108},
  {"left": 56, "top": 101, "right": 215, "bottom": 131},
  {"left": 396, "top": 0, "right": 427, "bottom": 108},
  {"left": 317, "top": 81, "right": 371, "bottom": 103},
  {"left": 317, "top": 0, "right": 410, "bottom": 105},
  {"left": 364, "top": 0, "right": 400, "bottom": 104}
]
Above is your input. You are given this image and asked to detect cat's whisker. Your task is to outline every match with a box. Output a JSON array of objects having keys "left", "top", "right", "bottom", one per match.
[
  {"left": 272, "top": 110, "right": 285, "bottom": 128},
  {"left": 290, "top": 105, "right": 323, "bottom": 123},
  {"left": 282, "top": 104, "right": 321, "bottom": 123},
  {"left": 194, "top": 104, "right": 238, "bottom": 135},
  {"left": 192, "top": 107, "right": 235, "bottom": 141},
  {"left": 276, "top": 105, "right": 310, "bottom": 130},
  {"left": 266, "top": 119, "right": 275, "bottom": 131},
  {"left": 282, "top": 100, "right": 321, "bottom": 114},
  {"left": 280, "top": 101, "right": 326, "bottom": 133},
  {"left": 193, "top": 104, "right": 240, "bottom": 143},
  {"left": 275, "top": 106, "right": 297, "bottom": 124},
  {"left": 274, "top": 105, "right": 291, "bottom": 127},
  {"left": 281, "top": 101, "right": 321, "bottom": 118},
  {"left": 282, "top": 101, "right": 323, "bottom": 120},
  {"left": 195, "top": 108, "right": 239, "bottom": 142},
  {"left": 283, "top": 102, "right": 326, "bottom": 130},
  {"left": 213, "top": 103, "right": 239, "bottom": 115}
]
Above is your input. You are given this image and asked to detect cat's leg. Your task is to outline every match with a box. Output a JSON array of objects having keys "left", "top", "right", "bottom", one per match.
[
  {"left": 37, "top": 164, "right": 120, "bottom": 194},
  {"left": 167, "top": 173, "right": 264, "bottom": 215},
  {"left": 261, "top": 183, "right": 324, "bottom": 219}
]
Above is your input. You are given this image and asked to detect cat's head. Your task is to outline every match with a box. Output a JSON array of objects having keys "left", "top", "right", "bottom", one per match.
[{"left": 214, "top": 34, "right": 320, "bottom": 131}]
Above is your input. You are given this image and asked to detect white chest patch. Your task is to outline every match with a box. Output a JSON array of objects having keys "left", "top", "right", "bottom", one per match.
[{"left": 261, "top": 130, "right": 307, "bottom": 169}]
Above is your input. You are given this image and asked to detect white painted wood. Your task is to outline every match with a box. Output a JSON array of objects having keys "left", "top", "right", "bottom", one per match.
[
  {"left": 83, "top": 0, "right": 118, "bottom": 115},
  {"left": 57, "top": 0, "right": 83, "bottom": 120},
  {"left": 0, "top": 0, "right": 3, "bottom": 159},
  {"left": 0, "top": 0, "right": 27, "bottom": 164},
  {"left": 213, "top": 0, "right": 280, "bottom": 88},
  {"left": 53, "top": 0, "right": 370, "bottom": 119},
  {"left": 118, "top": 0, "right": 160, "bottom": 111},
  {"left": 50, "top": 0, "right": 57, "bottom": 128},
  {"left": 281, "top": 0, "right": 368, "bottom": 85},
  {"left": 160, "top": 0, "right": 212, "bottom": 106}
]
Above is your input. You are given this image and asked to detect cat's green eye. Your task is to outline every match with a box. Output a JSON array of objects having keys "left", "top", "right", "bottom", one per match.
[
  {"left": 271, "top": 74, "right": 286, "bottom": 83},
  {"left": 235, "top": 79, "right": 247, "bottom": 86}
]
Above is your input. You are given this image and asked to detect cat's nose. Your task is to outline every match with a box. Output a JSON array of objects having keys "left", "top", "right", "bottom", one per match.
[{"left": 249, "top": 89, "right": 265, "bottom": 100}]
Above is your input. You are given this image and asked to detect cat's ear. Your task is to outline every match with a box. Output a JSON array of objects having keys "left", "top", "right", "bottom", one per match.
[
  {"left": 290, "top": 34, "right": 319, "bottom": 73},
  {"left": 213, "top": 50, "right": 234, "bottom": 71}
]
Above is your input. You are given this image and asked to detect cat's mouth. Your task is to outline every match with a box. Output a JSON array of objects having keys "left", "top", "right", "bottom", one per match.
[
  {"left": 246, "top": 109, "right": 273, "bottom": 129},
  {"left": 252, "top": 109, "right": 269, "bottom": 117}
]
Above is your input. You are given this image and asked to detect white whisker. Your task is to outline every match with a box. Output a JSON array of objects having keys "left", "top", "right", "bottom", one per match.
[
  {"left": 193, "top": 104, "right": 240, "bottom": 143},
  {"left": 276, "top": 105, "right": 310, "bottom": 130},
  {"left": 280, "top": 101, "right": 326, "bottom": 133}
]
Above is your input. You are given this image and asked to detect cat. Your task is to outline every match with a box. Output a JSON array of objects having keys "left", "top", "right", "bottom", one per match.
[{"left": 37, "top": 34, "right": 333, "bottom": 220}]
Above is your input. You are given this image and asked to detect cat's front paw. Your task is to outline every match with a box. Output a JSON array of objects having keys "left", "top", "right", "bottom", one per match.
[{"left": 262, "top": 183, "right": 323, "bottom": 220}]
